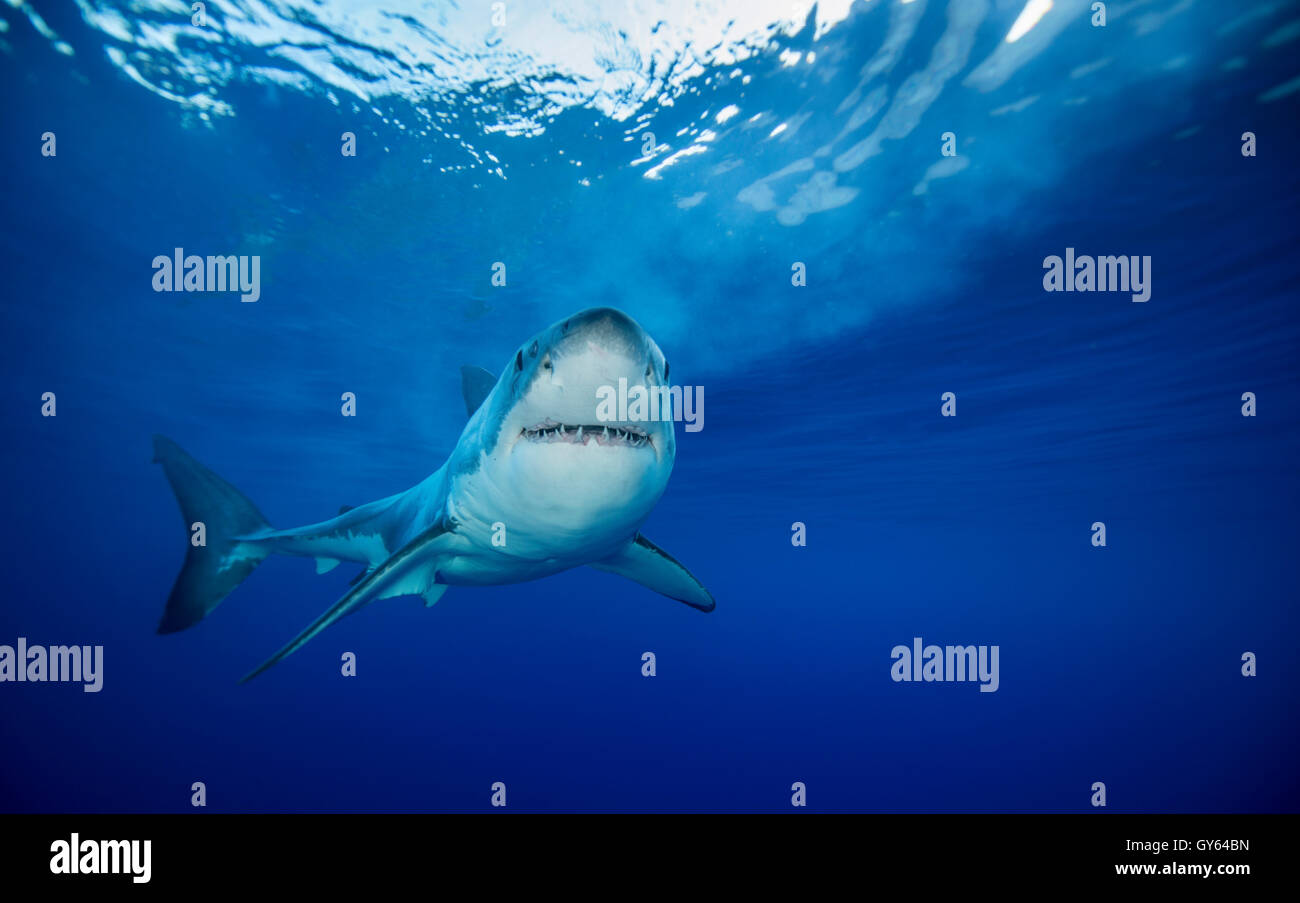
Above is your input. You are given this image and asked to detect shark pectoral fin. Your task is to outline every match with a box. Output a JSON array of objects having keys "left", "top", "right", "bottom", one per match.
[
  {"left": 239, "top": 519, "right": 453, "bottom": 683},
  {"left": 590, "top": 535, "right": 715, "bottom": 613},
  {"left": 315, "top": 557, "right": 340, "bottom": 574},
  {"left": 422, "top": 584, "right": 449, "bottom": 608}
]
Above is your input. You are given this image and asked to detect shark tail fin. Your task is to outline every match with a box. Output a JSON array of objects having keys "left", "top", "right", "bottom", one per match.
[{"left": 153, "top": 435, "right": 272, "bottom": 634}]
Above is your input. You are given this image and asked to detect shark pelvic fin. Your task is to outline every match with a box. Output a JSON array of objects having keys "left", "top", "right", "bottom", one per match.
[
  {"left": 315, "top": 557, "right": 340, "bottom": 574},
  {"left": 589, "top": 534, "right": 715, "bottom": 613},
  {"left": 423, "top": 584, "right": 449, "bottom": 608}
]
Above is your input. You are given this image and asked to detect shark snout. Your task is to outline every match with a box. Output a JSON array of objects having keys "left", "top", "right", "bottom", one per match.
[
  {"left": 552, "top": 307, "right": 667, "bottom": 396},
  {"left": 559, "top": 307, "right": 648, "bottom": 360}
]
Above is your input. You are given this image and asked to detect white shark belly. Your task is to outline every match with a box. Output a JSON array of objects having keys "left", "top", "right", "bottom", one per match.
[{"left": 435, "top": 456, "right": 652, "bottom": 586}]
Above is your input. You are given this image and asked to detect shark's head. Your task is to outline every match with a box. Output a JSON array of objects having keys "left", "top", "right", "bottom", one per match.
[{"left": 470, "top": 307, "right": 676, "bottom": 547}]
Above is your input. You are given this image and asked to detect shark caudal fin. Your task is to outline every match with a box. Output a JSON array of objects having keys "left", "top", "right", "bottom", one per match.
[{"left": 153, "top": 435, "right": 272, "bottom": 634}]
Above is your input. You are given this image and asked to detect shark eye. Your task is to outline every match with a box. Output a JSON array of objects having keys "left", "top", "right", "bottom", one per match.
[
  {"left": 541, "top": 356, "right": 552, "bottom": 370},
  {"left": 515, "top": 350, "right": 523, "bottom": 372}
]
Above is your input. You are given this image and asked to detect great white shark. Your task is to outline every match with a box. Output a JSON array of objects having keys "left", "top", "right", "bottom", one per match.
[{"left": 153, "top": 307, "right": 714, "bottom": 682}]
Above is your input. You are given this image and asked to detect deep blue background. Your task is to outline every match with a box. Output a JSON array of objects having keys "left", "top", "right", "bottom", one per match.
[{"left": 1, "top": 1, "right": 1297, "bottom": 811}]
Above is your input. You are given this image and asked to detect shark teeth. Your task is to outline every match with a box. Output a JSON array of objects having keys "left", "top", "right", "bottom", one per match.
[{"left": 520, "top": 422, "right": 651, "bottom": 448}]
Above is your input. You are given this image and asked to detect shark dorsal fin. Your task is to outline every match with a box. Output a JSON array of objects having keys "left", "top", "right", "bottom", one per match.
[{"left": 460, "top": 365, "right": 496, "bottom": 417}]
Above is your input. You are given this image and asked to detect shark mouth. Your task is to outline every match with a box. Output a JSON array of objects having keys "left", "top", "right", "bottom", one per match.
[{"left": 521, "top": 421, "right": 652, "bottom": 448}]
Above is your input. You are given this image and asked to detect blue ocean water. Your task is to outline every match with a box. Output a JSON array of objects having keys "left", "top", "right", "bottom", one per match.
[{"left": 1, "top": 0, "right": 1297, "bottom": 813}]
